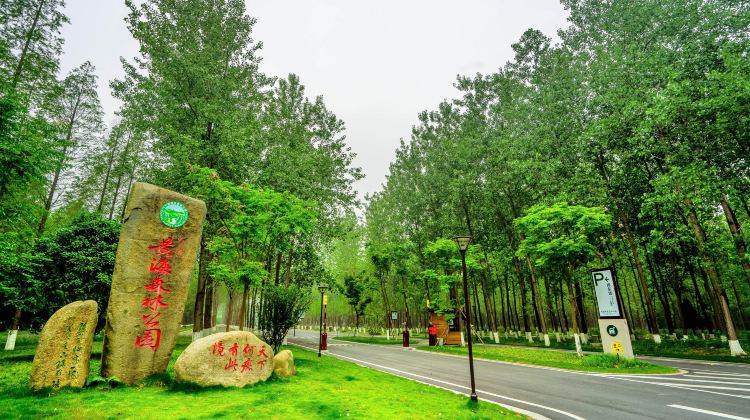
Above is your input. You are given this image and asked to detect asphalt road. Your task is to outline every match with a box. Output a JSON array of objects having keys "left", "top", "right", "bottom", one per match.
[{"left": 288, "top": 330, "right": 750, "bottom": 420}]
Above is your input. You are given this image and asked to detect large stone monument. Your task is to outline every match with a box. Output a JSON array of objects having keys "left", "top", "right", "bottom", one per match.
[
  {"left": 174, "top": 331, "right": 275, "bottom": 387},
  {"left": 29, "top": 300, "right": 98, "bottom": 390},
  {"left": 101, "top": 182, "right": 206, "bottom": 384}
]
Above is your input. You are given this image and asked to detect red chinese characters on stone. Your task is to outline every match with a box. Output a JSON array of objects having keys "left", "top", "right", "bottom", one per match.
[
  {"left": 256, "top": 345, "right": 269, "bottom": 369},
  {"left": 243, "top": 344, "right": 254, "bottom": 356},
  {"left": 135, "top": 237, "right": 175, "bottom": 351},
  {"left": 144, "top": 276, "right": 170, "bottom": 295},
  {"left": 212, "top": 340, "right": 225, "bottom": 356},
  {"left": 142, "top": 312, "right": 161, "bottom": 328},
  {"left": 142, "top": 295, "right": 168, "bottom": 312},
  {"left": 224, "top": 358, "right": 238, "bottom": 371},
  {"left": 212, "top": 341, "right": 268, "bottom": 375},
  {"left": 135, "top": 329, "right": 161, "bottom": 350},
  {"left": 148, "top": 238, "right": 175, "bottom": 258},
  {"left": 149, "top": 258, "right": 172, "bottom": 275}
]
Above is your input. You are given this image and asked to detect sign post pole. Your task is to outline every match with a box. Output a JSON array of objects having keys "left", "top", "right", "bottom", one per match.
[{"left": 591, "top": 268, "right": 634, "bottom": 359}]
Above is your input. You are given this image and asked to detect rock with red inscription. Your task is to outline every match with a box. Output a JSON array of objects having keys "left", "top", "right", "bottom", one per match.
[
  {"left": 30, "top": 300, "right": 98, "bottom": 390},
  {"left": 100, "top": 182, "right": 206, "bottom": 385},
  {"left": 272, "top": 349, "right": 296, "bottom": 378},
  {"left": 174, "top": 331, "right": 275, "bottom": 387}
]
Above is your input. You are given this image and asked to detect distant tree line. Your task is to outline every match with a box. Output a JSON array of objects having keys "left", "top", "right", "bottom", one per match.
[
  {"left": 0, "top": 0, "right": 361, "bottom": 349},
  {"left": 348, "top": 0, "right": 750, "bottom": 356}
]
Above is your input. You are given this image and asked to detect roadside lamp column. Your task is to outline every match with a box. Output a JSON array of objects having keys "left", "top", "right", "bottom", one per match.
[
  {"left": 403, "top": 305, "right": 410, "bottom": 347},
  {"left": 453, "top": 235, "right": 478, "bottom": 402},
  {"left": 318, "top": 283, "right": 329, "bottom": 357}
]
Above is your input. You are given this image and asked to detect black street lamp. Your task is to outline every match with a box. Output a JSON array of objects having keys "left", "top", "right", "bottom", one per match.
[
  {"left": 453, "top": 235, "right": 478, "bottom": 402},
  {"left": 318, "top": 283, "right": 329, "bottom": 357}
]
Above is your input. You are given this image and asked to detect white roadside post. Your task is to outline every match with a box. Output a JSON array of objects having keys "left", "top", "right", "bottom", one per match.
[{"left": 592, "top": 267, "right": 634, "bottom": 359}]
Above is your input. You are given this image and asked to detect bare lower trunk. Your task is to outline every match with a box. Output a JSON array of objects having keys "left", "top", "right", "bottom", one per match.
[
  {"left": 686, "top": 203, "right": 745, "bottom": 355},
  {"left": 566, "top": 280, "right": 582, "bottom": 357},
  {"left": 721, "top": 196, "right": 750, "bottom": 287},
  {"left": 526, "top": 257, "right": 547, "bottom": 337},
  {"left": 620, "top": 213, "right": 660, "bottom": 340},
  {"left": 225, "top": 292, "right": 234, "bottom": 332},
  {"left": 4, "top": 309, "right": 22, "bottom": 351},
  {"left": 192, "top": 242, "right": 209, "bottom": 335},
  {"left": 239, "top": 284, "right": 249, "bottom": 330}
]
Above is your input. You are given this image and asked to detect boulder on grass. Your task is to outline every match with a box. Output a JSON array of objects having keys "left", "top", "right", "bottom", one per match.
[
  {"left": 273, "top": 350, "right": 297, "bottom": 377},
  {"left": 30, "top": 300, "right": 98, "bottom": 390},
  {"left": 174, "top": 331, "right": 274, "bottom": 387}
]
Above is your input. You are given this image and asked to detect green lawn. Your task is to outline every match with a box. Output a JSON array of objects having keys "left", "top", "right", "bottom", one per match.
[
  {"left": 1, "top": 332, "right": 521, "bottom": 419},
  {"left": 334, "top": 335, "right": 422, "bottom": 345},
  {"left": 418, "top": 344, "right": 678, "bottom": 374},
  {"left": 631, "top": 337, "right": 750, "bottom": 363}
]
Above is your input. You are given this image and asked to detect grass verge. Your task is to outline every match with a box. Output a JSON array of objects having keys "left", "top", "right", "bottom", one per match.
[
  {"left": 1, "top": 331, "right": 521, "bottom": 419},
  {"left": 418, "top": 345, "right": 678, "bottom": 374},
  {"left": 485, "top": 334, "right": 750, "bottom": 364},
  {"left": 334, "top": 335, "right": 422, "bottom": 345}
]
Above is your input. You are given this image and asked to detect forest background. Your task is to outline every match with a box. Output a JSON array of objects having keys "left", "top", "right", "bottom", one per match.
[{"left": 1, "top": 0, "right": 750, "bottom": 357}]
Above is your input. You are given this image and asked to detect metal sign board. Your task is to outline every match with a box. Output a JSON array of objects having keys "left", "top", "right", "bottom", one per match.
[
  {"left": 591, "top": 268, "right": 622, "bottom": 318},
  {"left": 391, "top": 311, "right": 398, "bottom": 320}
]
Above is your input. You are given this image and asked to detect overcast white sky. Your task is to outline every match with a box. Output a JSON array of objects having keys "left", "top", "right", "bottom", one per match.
[{"left": 59, "top": 1, "right": 569, "bottom": 201}]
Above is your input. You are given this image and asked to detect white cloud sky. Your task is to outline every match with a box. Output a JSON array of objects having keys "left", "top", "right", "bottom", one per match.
[{"left": 59, "top": 0, "right": 569, "bottom": 201}]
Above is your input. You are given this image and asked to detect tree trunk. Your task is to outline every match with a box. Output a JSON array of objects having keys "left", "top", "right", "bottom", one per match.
[
  {"left": 518, "top": 269, "right": 530, "bottom": 334},
  {"left": 621, "top": 214, "right": 660, "bottom": 340},
  {"left": 527, "top": 258, "right": 547, "bottom": 338},
  {"left": 566, "top": 276, "right": 583, "bottom": 356},
  {"left": 225, "top": 291, "right": 234, "bottom": 332},
  {"left": 574, "top": 280, "right": 588, "bottom": 334},
  {"left": 239, "top": 284, "right": 249, "bottom": 330},
  {"left": 11, "top": 0, "right": 44, "bottom": 88},
  {"left": 544, "top": 275, "right": 558, "bottom": 332},
  {"left": 38, "top": 91, "right": 82, "bottom": 235},
  {"left": 203, "top": 283, "right": 214, "bottom": 330},
  {"left": 720, "top": 196, "right": 750, "bottom": 287},
  {"left": 558, "top": 281, "right": 569, "bottom": 332},
  {"left": 284, "top": 246, "right": 293, "bottom": 286},
  {"left": 96, "top": 142, "right": 117, "bottom": 213},
  {"left": 470, "top": 273, "right": 484, "bottom": 331},
  {"left": 274, "top": 252, "right": 282, "bottom": 285},
  {"left": 685, "top": 203, "right": 745, "bottom": 355},
  {"left": 192, "top": 241, "right": 209, "bottom": 339}
]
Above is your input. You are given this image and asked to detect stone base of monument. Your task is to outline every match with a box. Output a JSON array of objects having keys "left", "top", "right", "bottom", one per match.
[
  {"left": 175, "top": 331, "right": 275, "bottom": 387},
  {"left": 30, "top": 300, "right": 98, "bottom": 390}
]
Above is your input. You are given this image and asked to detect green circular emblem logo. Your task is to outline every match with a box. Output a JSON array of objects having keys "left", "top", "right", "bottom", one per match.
[
  {"left": 160, "top": 201, "right": 188, "bottom": 228},
  {"left": 607, "top": 325, "right": 618, "bottom": 337}
]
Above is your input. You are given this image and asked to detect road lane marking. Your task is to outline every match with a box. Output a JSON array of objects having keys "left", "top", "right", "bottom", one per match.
[
  {"left": 290, "top": 341, "right": 582, "bottom": 420},
  {"left": 619, "top": 376, "right": 750, "bottom": 386},
  {"left": 667, "top": 404, "right": 750, "bottom": 419},
  {"left": 692, "top": 371, "right": 750, "bottom": 378},
  {"left": 650, "top": 383, "right": 750, "bottom": 392},
  {"left": 605, "top": 375, "right": 750, "bottom": 400}
]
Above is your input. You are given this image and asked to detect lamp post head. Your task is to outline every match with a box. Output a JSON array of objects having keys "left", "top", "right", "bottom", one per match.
[
  {"left": 452, "top": 235, "right": 472, "bottom": 252},
  {"left": 318, "top": 283, "right": 329, "bottom": 294}
]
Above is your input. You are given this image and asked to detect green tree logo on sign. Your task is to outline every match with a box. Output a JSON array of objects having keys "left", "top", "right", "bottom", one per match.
[{"left": 160, "top": 202, "right": 189, "bottom": 228}]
